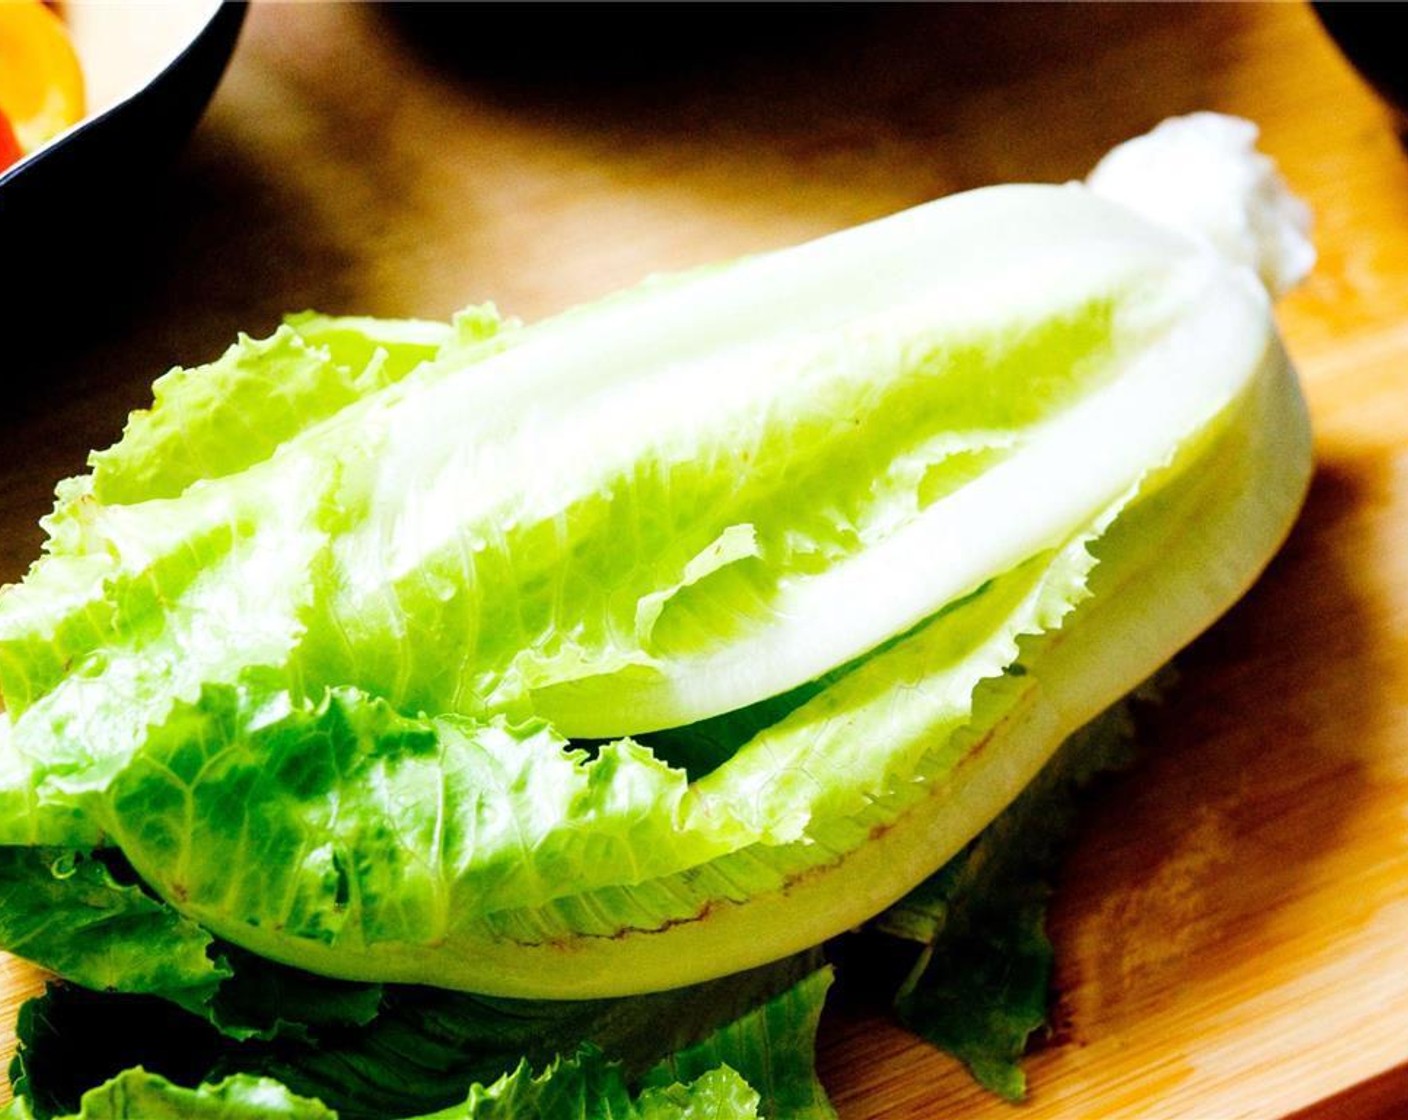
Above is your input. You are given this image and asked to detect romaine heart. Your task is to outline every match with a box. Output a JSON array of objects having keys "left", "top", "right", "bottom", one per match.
[{"left": 0, "top": 129, "right": 1311, "bottom": 998}]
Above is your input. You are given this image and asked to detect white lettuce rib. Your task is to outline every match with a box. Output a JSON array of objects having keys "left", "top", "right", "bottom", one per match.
[{"left": 535, "top": 256, "right": 1271, "bottom": 737}]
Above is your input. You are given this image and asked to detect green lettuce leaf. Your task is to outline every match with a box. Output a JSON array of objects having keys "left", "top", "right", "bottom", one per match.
[
  {"left": 644, "top": 968, "right": 834, "bottom": 1120},
  {"left": 876, "top": 699, "right": 1141, "bottom": 1099},
  {"left": 0, "top": 1071, "right": 335, "bottom": 1120},
  {"left": 9, "top": 953, "right": 830, "bottom": 1120},
  {"left": 88, "top": 322, "right": 428, "bottom": 506},
  {"left": 414, "top": 1050, "right": 759, "bottom": 1120},
  {"left": 206, "top": 947, "right": 382, "bottom": 1044},
  {"left": 0, "top": 848, "right": 226, "bottom": 1016},
  {"left": 79, "top": 309, "right": 516, "bottom": 511},
  {"left": 2, "top": 1055, "right": 759, "bottom": 1120}
]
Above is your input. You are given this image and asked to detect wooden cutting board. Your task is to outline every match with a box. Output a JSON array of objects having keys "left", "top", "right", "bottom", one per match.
[{"left": 4, "top": 3, "right": 1408, "bottom": 1116}]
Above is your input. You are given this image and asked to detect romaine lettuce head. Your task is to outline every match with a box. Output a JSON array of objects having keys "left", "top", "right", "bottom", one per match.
[{"left": 0, "top": 146, "right": 1310, "bottom": 999}]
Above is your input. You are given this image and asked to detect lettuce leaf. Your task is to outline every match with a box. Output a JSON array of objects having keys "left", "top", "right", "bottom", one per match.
[
  {"left": 0, "top": 848, "right": 226, "bottom": 1017},
  {"left": 418, "top": 1052, "right": 760, "bottom": 1120},
  {"left": 1, "top": 1056, "right": 759, "bottom": 1120},
  {"left": 0, "top": 1071, "right": 335, "bottom": 1120},
  {"left": 876, "top": 699, "right": 1142, "bottom": 1098},
  {"left": 1, "top": 694, "right": 1138, "bottom": 1114},
  {"left": 8, "top": 962, "right": 831, "bottom": 1120}
]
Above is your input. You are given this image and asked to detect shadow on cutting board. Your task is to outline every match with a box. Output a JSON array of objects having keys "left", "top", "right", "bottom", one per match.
[
  {"left": 1052, "top": 455, "right": 1386, "bottom": 1048},
  {"left": 0, "top": 2, "right": 1259, "bottom": 543},
  {"left": 3, "top": 3, "right": 1253, "bottom": 379},
  {"left": 819, "top": 454, "right": 1390, "bottom": 1109}
]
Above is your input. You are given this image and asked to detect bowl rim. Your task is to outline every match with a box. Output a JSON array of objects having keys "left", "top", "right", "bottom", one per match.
[{"left": 0, "top": 0, "right": 233, "bottom": 191}]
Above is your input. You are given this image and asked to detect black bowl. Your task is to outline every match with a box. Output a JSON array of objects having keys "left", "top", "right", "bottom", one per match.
[{"left": 0, "top": 2, "right": 245, "bottom": 361}]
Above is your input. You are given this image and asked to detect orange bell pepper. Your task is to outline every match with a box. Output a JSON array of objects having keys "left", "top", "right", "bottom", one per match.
[
  {"left": 0, "top": 107, "right": 23, "bottom": 173},
  {"left": 0, "top": 0, "right": 85, "bottom": 167}
]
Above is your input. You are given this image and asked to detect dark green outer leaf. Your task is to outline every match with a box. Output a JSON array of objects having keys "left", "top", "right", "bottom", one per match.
[
  {"left": 0, "top": 848, "right": 226, "bottom": 1017},
  {"left": 876, "top": 696, "right": 1142, "bottom": 1098}
]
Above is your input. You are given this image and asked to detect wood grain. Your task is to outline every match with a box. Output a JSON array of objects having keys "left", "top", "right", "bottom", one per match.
[{"left": 4, "top": 3, "right": 1408, "bottom": 1116}]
